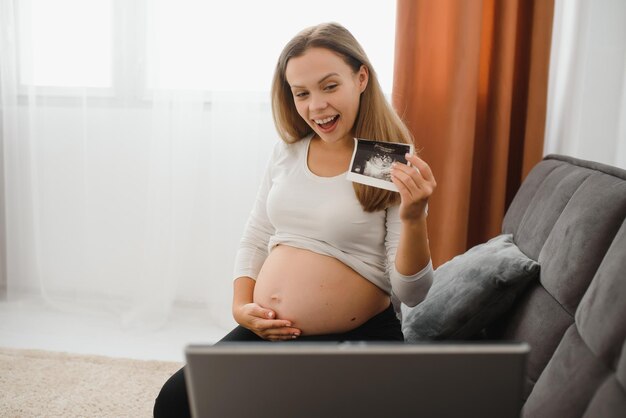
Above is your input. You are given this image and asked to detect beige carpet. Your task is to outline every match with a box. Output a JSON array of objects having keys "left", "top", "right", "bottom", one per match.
[{"left": 0, "top": 347, "right": 183, "bottom": 418}]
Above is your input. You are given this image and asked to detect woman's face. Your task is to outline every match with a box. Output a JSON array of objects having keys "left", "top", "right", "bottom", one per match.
[{"left": 285, "top": 47, "right": 368, "bottom": 148}]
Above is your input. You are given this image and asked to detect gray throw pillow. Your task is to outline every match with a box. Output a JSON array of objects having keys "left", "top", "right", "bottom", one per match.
[{"left": 401, "top": 234, "right": 539, "bottom": 342}]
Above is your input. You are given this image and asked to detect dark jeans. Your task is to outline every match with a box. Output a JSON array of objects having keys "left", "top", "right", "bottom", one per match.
[{"left": 153, "top": 302, "right": 403, "bottom": 418}]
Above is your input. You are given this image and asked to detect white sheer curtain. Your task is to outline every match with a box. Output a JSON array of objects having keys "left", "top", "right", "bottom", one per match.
[
  {"left": 0, "top": 0, "right": 396, "bottom": 330},
  {"left": 544, "top": 0, "right": 626, "bottom": 169}
]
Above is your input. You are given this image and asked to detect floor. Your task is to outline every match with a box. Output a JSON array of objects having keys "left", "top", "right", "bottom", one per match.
[{"left": 0, "top": 295, "right": 232, "bottom": 362}]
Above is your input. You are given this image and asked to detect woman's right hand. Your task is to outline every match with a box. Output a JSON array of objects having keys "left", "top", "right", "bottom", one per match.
[{"left": 234, "top": 302, "right": 302, "bottom": 341}]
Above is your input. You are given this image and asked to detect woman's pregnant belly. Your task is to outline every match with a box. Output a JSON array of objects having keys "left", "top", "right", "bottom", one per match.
[{"left": 253, "top": 245, "right": 391, "bottom": 336}]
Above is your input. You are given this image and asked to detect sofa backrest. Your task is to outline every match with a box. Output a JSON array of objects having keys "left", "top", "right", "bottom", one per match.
[{"left": 486, "top": 154, "right": 626, "bottom": 417}]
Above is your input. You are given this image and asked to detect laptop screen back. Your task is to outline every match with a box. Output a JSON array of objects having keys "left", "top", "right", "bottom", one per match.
[{"left": 185, "top": 341, "right": 528, "bottom": 418}]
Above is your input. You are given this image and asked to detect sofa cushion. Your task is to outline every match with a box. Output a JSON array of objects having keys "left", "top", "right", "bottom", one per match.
[{"left": 401, "top": 234, "right": 539, "bottom": 342}]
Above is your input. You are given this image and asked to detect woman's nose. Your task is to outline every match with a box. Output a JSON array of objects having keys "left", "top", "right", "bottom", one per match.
[{"left": 309, "top": 94, "right": 327, "bottom": 111}]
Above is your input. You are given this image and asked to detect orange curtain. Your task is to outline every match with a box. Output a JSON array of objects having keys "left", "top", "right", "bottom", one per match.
[{"left": 393, "top": 0, "right": 554, "bottom": 267}]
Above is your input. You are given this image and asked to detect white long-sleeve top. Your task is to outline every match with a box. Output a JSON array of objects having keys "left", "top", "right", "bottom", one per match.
[{"left": 233, "top": 135, "right": 433, "bottom": 307}]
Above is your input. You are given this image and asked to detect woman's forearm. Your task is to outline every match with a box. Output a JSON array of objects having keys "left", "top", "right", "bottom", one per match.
[
  {"left": 395, "top": 216, "right": 431, "bottom": 275},
  {"left": 232, "top": 276, "right": 256, "bottom": 315}
]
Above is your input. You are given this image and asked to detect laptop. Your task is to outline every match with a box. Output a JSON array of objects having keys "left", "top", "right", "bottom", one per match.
[{"left": 185, "top": 341, "right": 529, "bottom": 418}]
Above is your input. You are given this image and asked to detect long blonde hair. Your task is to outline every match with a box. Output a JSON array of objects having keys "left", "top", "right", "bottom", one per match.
[{"left": 271, "top": 22, "right": 414, "bottom": 212}]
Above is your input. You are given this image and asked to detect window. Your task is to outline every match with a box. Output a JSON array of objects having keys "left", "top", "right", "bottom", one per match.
[
  {"left": 17, "top": 0, "right": 396, "bottom": 95},
  {"left": 18, "top": 0, "right": 113, "bottom": 88}
]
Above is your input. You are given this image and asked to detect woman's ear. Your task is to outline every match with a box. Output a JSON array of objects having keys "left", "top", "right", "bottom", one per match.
[{"left": 358, "top": 65, "right": 369, "bottom": 93}]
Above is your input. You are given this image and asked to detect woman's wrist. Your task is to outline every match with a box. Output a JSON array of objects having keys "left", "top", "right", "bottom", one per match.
[
  {"left": 233, "top": 276, "right": 255, "bottom": 319},
  {"left": 232, "top": 302, "right": 251, "bottom": 322},
  {"left": 401, "top": 213, "right": 428, "bottom": 229}
]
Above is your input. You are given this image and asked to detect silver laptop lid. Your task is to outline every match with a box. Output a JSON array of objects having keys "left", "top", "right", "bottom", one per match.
[{"left": 185, "top": 341, "right": 529, "bottom": 418}]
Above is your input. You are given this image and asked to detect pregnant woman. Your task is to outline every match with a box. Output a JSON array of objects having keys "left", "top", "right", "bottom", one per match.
[{"left": 154, "top": 22, "right": 437, "bottom": 418}]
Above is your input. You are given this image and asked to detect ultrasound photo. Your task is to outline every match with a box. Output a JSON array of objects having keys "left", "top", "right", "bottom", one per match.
[{"left": 347, "top": 138, "right": 414, "bottom": 192}]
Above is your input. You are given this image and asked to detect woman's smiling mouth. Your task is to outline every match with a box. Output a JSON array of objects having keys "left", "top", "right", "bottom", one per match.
[{"left": 313, "top": 114, "right": 340, "bottom": 132}]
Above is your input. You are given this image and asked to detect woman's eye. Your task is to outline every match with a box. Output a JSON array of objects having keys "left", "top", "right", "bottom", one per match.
[
  {"left": 295, "top": 91, "right": 308, "bottom": 98},
  {"left": 324, "top": 84, "right": 338, "bottom": 91}
]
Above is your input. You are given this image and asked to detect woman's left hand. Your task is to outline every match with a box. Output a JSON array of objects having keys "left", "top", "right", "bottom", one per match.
[{"left": 390, "top": 153, "right": 437, "bottom": 224}]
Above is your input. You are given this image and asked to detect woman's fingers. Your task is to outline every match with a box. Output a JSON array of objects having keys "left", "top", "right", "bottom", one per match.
[
  {"left": 242, "top": 305, "right": 301, "bottom": 341},
  {"left": 255, "top": 318, "right": 301, "bottom": 340},
  {"left": 404, "top": 154, "right": 436, "bottom": 185},
  {"left": 390, "top": 154, "right": 436, "bottom": 197},
  {"left": 256, "top": 318, "right": 293, "bottom": 329},
  {"left": 390, "top": 168, "right": 418, "bottom": 200},
  {"left": 390, "top": 153, "right": 436, "bottom": 222},
  {"left": 391, "top": 160, "right": 424, "bottom": 195},
  {"left": 267, "top": 328, "right": 301, "bottom": 341}
]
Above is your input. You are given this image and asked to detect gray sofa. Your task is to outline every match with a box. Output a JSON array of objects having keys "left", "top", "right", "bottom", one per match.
[
  {"left": 485, "top": 154, "right": 626, "bottom": 417},
  {"left": 402, "top": 154, "right": 626, "bottom": 417}
]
